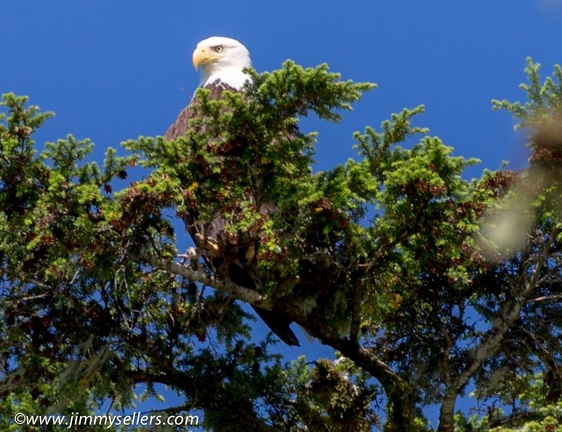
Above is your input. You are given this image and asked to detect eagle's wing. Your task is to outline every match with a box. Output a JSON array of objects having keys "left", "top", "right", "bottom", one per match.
[
  {"left": 166, "top": 96, "right": 300, "bottom": 347},
  {"left": 164, "top": 83, "right": 228, "bottom": 141},
  {"left": 164, "top": 104, "right": 194, "bottom": 141}
]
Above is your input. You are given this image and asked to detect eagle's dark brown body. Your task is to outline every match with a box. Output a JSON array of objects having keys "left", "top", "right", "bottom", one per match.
[{"left": 166, "top": 80, "right": 300, "bottom": 346}]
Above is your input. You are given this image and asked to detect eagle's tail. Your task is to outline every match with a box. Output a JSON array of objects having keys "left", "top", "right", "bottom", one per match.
[
  {"left": 226, "top": 262, "right": 300, "bottom": 347},
  {"left": 251, "top": 305, "right": 300, "bottom": 347}
]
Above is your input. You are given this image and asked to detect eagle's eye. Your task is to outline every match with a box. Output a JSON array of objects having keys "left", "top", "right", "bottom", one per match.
[{"left": 213, "top": 45, "right": 224, "bottom": 53}]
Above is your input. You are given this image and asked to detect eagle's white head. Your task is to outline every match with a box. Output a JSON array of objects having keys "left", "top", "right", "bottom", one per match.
[{"left": 192, "top": 36, "right": 252, "bottom": 90}]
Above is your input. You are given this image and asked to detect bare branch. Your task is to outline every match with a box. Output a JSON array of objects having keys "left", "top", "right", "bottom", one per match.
[
  {"left": 139, "top": 253, "right": 267, "bottom": 308},
  {"left": 526, "top": 294, "right": 562, "bottom": 303}
]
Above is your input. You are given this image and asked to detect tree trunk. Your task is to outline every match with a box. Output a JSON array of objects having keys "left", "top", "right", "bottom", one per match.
[{"left": 437, "top": 390, "right": 457, "bottom": 432}]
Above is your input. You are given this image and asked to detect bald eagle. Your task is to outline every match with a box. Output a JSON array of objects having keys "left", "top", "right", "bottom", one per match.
[{"left": 165, "top": 36, "right": 300, "bottom": 346}]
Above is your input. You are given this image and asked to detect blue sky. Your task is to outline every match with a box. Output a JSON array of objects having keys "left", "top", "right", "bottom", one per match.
[
  {"left": 3, "top": 0, "right": 562, "bottom": 426},
  {"left": 3, "top": 1, "right": 561, "bottom": 175}
]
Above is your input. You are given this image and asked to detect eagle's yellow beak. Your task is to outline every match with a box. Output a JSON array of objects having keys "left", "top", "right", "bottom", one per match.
[{"left": 192, "top": 47, "right": 214, "bottom": 70}]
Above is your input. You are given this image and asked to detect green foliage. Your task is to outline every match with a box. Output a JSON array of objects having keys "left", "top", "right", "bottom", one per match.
[
  {"left": 2, "top": 57, "right": 562, "bottom": 432},
  {"left": 492, "top": 57, "right": 562, "bottom": 129},
  {"left": 454, "top": 375, "right": 562, "bottom": 432},
  {"left": 285, "top": 355, "right": 381, "bottom": 431},
  {"left": 125, "top": 61, "right": 376, "bottom": 314}
]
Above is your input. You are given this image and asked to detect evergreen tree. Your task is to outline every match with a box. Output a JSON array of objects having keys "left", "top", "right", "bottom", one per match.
[{"left": 0, "top": 58, "right": 561, "bottom": 431}]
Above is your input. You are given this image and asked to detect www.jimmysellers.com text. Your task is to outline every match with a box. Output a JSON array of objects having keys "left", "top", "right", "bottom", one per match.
[{"left": 13, "top": 411, "right": 199, "bottom": 429}]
